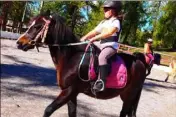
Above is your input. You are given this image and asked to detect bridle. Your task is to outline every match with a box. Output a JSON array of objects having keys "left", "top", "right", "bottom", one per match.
[
  {"left": 34, "top": 18, "right": 51, "bottom": 44},
  {"left": 28, "top": 17, "right": 51, "bottom": 51},
  {"left": 27, "top": 16, "right": 89, "bottom": 52}
]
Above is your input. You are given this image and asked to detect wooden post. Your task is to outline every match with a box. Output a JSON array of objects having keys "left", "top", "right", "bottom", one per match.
[
  {"left": 19, "top": 2, "right": 27, "bottom": 33},
  {"left": 40, "top": 1, "right": 44, "bottom": 13},
  {"left": 21, "top": 2, "right": 27, "bottom": 24}
]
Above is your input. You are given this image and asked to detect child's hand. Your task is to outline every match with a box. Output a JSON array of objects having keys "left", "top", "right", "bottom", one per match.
[
  {"left": 89, "top": 37, "right": 97, "bottom": 43},
  {"left": 80, "top": 36, "right": 87, "bottom": 42}
]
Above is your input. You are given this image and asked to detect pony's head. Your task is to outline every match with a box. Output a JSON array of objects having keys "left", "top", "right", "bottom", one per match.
[{"left": 16, "top": 10, "right": 51, "bottom": 51}]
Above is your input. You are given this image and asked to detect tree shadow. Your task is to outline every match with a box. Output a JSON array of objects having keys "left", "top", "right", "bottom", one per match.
[
  {"left": 77, "top": 100, "right": 119, "bottom": 117},
  {"left": 2, "top": 81, "right": 57, "bottom": 100},
  {"left": 1, "top": 63, "right": 57, "bottom": 86},
  {"left": 1, "top": 50, "right": 59, "bottom": 100},
  {"left": 143, "top": 78, "right": 176, "bottom": 93}
]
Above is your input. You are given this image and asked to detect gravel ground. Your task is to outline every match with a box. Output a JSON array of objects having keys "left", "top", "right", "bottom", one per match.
[{"left": 1, "top": 39, "right": 176, "bottom": 117}]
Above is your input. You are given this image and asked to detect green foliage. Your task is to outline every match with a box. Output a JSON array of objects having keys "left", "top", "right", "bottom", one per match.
[
  {"left": 42, "top": 1, "right": 104, "bottom": 38},
  {"left": 135, "top": 29, "right": 152, "bottom": 47},
  {"left": 121, "top": 1, "right": 147, "bottom": 46},
  {"left": 1, "top": 1, "right": 37, "bottom": 23},
  {"left": 1, "top": 1, "right": 175, "bottom": 49},
  {"left": 153, "top": 1, "right": 176, "bottom": 49},
  {"left": 82, "top": 1, "right": 104, "bottom": 35},
  {"left": 42, "top": 1, "right": 88, "bottom": 36}
]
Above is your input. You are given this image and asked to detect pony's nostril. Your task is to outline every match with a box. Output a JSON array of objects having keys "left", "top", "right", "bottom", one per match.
[
  {"left": 16, "top": 41, "right": 20, "bottom": 45},
  {"left": 30, "top": 41, "right": 36, "bottom": 45}
]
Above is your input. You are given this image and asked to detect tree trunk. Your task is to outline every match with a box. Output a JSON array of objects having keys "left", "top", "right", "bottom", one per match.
[
  {"left": 1, "top": 2, "right": 12, "bottom": 31},
  {"left": 70, "top": 5, "right": 78, "bottom": 32},
  {"left": 123, "top": 23, "right": 132, "bottom": 44},
  {"left": 172, "top": 39, "right": 176, "bottom": 50},
  {"left": 19, "top": 2, "right": 27, "bottom": 33}
]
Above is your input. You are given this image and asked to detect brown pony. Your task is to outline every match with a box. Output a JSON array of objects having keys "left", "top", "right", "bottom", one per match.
[{"left": 16, "top": 11, "right": 146, "bottom": 117}]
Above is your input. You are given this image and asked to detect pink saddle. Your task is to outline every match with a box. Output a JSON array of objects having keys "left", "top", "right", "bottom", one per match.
[{"left": 89, "top": 56, "right": 127, "bottom": 89}]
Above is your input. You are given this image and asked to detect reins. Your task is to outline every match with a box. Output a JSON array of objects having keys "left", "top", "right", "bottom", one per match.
[{"left": 47, "top": 41, "right": 90, "bottom": 47}]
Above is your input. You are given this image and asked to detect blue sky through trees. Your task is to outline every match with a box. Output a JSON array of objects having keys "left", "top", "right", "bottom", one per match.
[{"left": 33, "top": 1, "right": 156, "bottom": 32}]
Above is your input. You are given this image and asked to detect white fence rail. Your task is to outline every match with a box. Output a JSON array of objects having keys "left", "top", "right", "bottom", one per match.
[{"left": 0, "top": 31, "right": 21, "bottom": 40}]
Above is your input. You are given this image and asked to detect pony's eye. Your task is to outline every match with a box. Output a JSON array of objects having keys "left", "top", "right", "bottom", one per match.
[{"left": 34, "top": 24, "right": 42, "bottom": 29}]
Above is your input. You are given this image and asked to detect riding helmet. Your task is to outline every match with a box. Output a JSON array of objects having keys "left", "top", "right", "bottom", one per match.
[
  {"left": 147, "top": 38, "right": 153, "bottom": 42},
  {"left": 103, "top": 1, "right": 122, "bottom": 12}
]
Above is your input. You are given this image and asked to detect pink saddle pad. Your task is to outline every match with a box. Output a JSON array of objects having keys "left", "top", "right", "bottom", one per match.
[
  {"left": 145, "top": 54, "right": 154, "bottom": 65},
  {"left": 89, "top": 56, "right": 127, "bottom": 89}
]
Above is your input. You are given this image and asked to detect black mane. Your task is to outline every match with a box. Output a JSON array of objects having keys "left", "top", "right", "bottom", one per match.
[{"left": 45, "top": 13, "right": 80, "bottom": 45}]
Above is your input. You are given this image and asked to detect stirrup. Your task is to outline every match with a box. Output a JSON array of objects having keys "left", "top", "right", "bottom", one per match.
[{"left": 93, "top": 79, "right": 105, "bottom": 92}]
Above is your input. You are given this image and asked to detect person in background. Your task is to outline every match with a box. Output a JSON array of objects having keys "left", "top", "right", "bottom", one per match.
[
  {"left": 80, "top": 1, "right": 123, "bottom": 92},
  {"left": 144, "top": 38, "right": 154, "bottom": 66}
]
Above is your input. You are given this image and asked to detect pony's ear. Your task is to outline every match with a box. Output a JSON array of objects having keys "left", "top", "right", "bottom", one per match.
[
  {"left": 45, "top": 10, "right": 51, "bottom": 16},
  {"left": 41, "top": 9, "right": 51, "bottom": 17}
]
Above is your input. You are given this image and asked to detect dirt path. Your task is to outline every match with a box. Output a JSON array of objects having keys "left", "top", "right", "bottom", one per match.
[{"left": 1, "top": 39, "right": 176, "bottom": 117}]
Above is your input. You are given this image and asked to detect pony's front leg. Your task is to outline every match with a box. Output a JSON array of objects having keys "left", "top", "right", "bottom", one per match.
[
  {"left": 67, "top": 96, "right": 77, "bottom": 117},
  {"left": 43, "top": 86, "right": 77, "bottom": 117}
]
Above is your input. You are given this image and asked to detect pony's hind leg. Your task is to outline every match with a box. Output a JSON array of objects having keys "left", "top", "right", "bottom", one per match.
[
  {"left": 120, "top": 102, "right": 131, "bottom": 117},
  {"left": 128, "top": 88, "right": 143, "bottom": 117},
  {"left": 120, "top": 100, "right": 136, "bottom": 117},
  {"left": 120, "top": 87, "right": 142, "bottom": 117},
  {"left": 43, "top": 86, "right": 78, "bottom": 117},
  {"left": 120, "top": 87, "right": 143, "bottom": 117}
]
